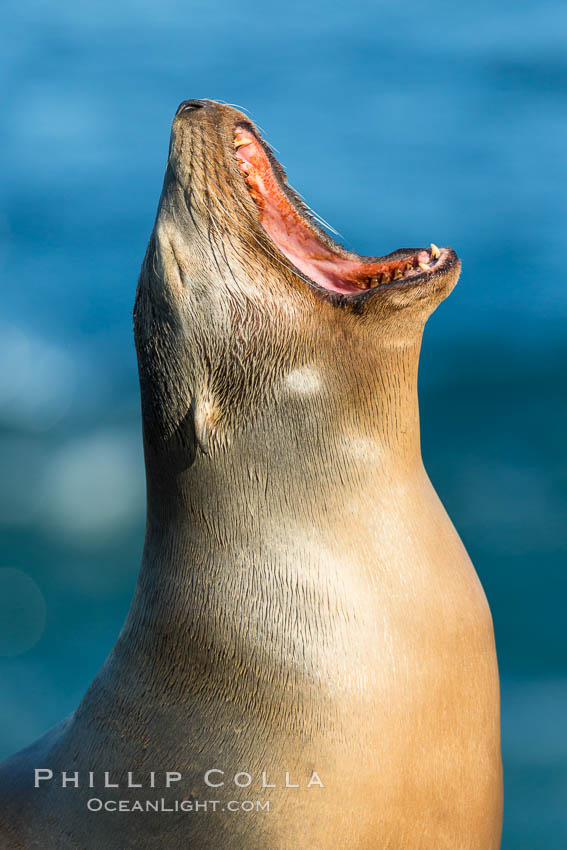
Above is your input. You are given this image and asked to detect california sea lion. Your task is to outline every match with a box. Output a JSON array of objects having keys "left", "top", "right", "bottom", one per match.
[{"left": 0, "top": 99, "right": 502, "bottom": 849}]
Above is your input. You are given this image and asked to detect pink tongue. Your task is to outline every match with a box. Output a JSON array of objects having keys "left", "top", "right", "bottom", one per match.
[{"left": 253, "top": 194, "right": 370, "bottom": 293}]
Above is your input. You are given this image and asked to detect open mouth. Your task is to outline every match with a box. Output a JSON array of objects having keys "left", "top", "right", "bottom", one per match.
[{"left": 233, "top": 124, "right": 452, "bottom": 298}]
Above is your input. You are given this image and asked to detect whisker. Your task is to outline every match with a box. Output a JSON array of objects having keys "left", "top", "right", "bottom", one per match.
[{"left": 216, "top": 100, "right": 252, "bottom": 115}]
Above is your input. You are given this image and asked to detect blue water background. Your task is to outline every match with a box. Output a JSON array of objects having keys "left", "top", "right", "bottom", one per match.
[{"left": 1, "top": 1, "right": 566, "bottom": 845}]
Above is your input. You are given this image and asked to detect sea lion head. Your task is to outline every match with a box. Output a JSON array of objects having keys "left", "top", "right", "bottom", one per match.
[{"left": 134, "top": 99, "right": 461, "bottom": 461}]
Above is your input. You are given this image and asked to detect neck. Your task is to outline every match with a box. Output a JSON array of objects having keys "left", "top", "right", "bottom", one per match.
[
  {"left": 141, "top": 335, "right": 419, "bottom": 594},
  {"left": 91, "top": 336, "right": 426, "bottom": 717}
]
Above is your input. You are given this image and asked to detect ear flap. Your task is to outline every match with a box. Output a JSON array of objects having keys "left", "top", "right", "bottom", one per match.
[
  {"left": 191, "top": 395, "right": 210, "bottom": 455},
  {"left": 191, "top": 393, "right": 230, "bottom": 455}
]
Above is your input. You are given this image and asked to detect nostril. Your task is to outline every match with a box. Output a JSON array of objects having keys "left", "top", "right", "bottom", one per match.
[{"left": 176, "top": 99, "right": 207, "bottom": 116}]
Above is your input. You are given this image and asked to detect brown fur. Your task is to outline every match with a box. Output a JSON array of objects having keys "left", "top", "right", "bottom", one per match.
[{"left": 0, "top": 100, "right": 502, "bottom": 849}]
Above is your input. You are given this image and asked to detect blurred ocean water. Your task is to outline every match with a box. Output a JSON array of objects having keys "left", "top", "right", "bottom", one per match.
[{"left": 1, "top": 1, "right": 566, "bottom": 845}]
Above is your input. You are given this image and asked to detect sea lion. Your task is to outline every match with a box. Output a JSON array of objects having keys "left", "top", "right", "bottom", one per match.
[{"left": 0, "top": 99, "right": 502, "bottom": 849}]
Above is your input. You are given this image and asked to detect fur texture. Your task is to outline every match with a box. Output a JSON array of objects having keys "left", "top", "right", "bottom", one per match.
[{"left": 0, "top": 101, "right": 502, "bottom": 849}]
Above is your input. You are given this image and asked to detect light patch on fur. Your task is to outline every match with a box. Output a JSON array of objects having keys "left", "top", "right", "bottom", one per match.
[
  {"left": 285, "top": 365, "right": 321, "bottom": 395},
  {"left": 342, "top": 436, "right": 383, "bottom": 463},
  {"left": 240, "top": 522, "right": 381, "bottom": 696}
]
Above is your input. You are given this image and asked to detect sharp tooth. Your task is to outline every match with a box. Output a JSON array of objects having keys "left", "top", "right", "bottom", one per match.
[
  {"left": 418, "top": 262, "right": 430, "bottom": 271},
  {"left": 380, "top": 273, "right": 391, "bottom": 284},
  {"left": 405, "top": 261, "right": 414, "bottom": 271},
  {"left": 234, "top": 137, "right": 252, "bottom": 148},
  {"left": 393, "top": 268, "right": 403, "bottom": 279},
  {"left": 430, "top": 243, "right": 441, "bottom": 259}
]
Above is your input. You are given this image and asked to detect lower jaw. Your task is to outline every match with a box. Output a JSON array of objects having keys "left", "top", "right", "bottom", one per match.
[{"left": 272, "top": 243, "right": 446, "bottom": 295}]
